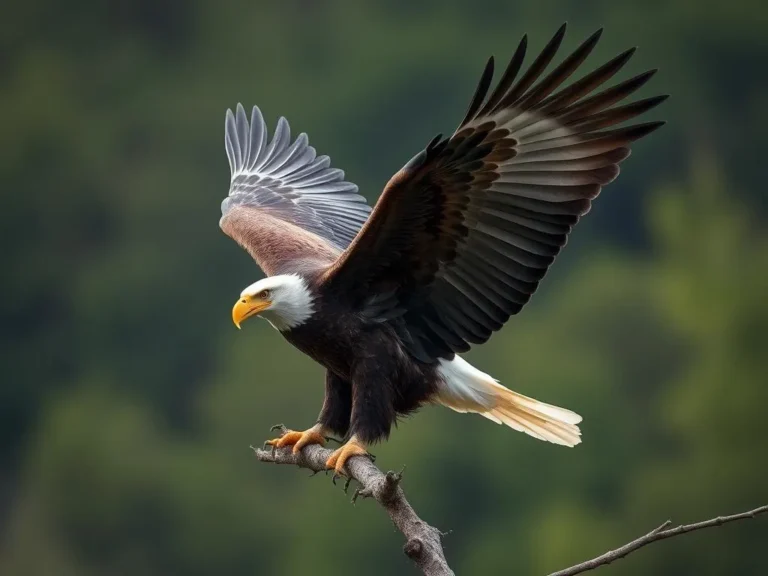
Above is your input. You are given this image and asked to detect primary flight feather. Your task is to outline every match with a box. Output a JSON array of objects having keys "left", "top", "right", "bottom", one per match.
[{"left": 220, "top": 24, "right": 666, "bottom": 473}]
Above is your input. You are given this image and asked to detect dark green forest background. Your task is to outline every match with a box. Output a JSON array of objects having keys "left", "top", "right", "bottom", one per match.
[{"left": 2, "top": 1, "right": 767, "bottom": 574}]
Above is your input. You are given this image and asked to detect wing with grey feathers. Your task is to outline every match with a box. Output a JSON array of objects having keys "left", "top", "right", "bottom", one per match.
[{"left": 220, "top": 105, "right": 371, "bottom": 275}]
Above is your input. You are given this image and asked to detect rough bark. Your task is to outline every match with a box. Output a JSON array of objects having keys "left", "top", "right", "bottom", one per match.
[
  {"left": 254, "top": 426, "right": 453, "bottom": 575},
  {"left": 254, "top": 430, "right": 766, "bottom": 576}
]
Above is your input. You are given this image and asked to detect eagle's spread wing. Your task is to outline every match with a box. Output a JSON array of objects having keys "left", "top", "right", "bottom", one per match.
[
  {"left": 220, "top": 105, "right": 371, "bottom": 275},
  {"left": 324, "top": 25, "right": 666, "bottom": 361}
]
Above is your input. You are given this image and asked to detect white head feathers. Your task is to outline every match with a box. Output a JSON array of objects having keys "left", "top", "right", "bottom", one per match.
[{"left": 241, "top": 274, "right": 315, "bottom": 331}]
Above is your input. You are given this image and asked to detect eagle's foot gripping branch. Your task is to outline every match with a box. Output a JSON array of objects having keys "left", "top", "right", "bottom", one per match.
[
  {"left": 325, "top": 436, "right": 371, "bottom": 477},
  {"left": 264, "top": 424, "right": 327, "bottom": 455}
]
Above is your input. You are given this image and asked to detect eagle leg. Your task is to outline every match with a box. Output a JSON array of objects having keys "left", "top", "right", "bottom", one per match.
[
  {"left": 265, "top": 423, "right": 327, "bottom": 454},
  {"left": 325, "top": 435, "right": 370, "bottom": 475}
]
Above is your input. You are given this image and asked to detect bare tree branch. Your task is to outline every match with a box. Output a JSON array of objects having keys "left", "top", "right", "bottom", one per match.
[
  {"left": 549, "top": 505, "right": 768, "bottom": 576},
  {"left": 254, "top": 429, "right": 765, "bottom": 576},
  {"left": 253, "top": 426, "right": 454, "bottom": 576}
]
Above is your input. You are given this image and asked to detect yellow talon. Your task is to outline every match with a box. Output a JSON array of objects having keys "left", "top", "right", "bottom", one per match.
[
  {"left": 325, "top": 436, "right": 369, "bottom": 475},
  {"left": 265, "top": 426, "right": 326, "bottom": 454}
]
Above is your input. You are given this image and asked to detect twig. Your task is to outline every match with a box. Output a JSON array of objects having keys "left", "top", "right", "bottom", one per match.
[
  {"left": 549, "top": 505, "right": 768, "bottom": 576},
  {"left": 253, "top": 426, "right": 453, "bottom": 576}
]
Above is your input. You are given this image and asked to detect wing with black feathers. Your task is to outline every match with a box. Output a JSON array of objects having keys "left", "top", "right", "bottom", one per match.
[{"left": 324, "top": 24, "right": 667, "bottom": 361}]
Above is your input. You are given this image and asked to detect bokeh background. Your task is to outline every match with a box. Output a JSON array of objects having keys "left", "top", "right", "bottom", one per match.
[{"left": 2, "top": 1, "right": 767, "bottom": 574}]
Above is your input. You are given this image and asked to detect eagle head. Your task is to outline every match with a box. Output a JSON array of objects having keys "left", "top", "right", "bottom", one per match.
[{"left": 231, "top": 274, "right": 314, "bottom": 332}]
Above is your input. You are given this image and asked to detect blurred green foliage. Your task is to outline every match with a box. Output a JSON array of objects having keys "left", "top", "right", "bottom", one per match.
[{"left": 1, "top": 1, "right": 766, "bottom": 574}]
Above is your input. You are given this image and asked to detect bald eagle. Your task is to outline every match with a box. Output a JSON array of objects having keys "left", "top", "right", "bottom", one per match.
[{"left": 222, "top": 25, "right": 665, "bottom": 474}]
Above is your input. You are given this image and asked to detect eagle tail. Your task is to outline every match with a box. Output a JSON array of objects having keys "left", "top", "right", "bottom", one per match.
[{"left": 436, "top": 356, "right": 582, "bottom": 447}]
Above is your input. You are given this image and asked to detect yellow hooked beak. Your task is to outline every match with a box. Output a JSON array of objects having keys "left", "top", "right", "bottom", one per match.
[{"left": 232, "top": 295, "right": 272, "bottom": 329}]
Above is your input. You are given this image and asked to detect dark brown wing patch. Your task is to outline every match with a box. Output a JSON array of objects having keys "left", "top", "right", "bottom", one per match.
[{"left": 324, "top": 24, "right": 666, "bottom": 362}]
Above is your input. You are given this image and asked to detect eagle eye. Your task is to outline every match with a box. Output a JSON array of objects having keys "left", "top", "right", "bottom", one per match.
[{"left": 258, "top": 289, "right": 270, "bottom": 299}]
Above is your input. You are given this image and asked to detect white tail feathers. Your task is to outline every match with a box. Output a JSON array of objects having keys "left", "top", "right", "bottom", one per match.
[{"left": 436, "top": 356, "right": 582, "bottom": 447}]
